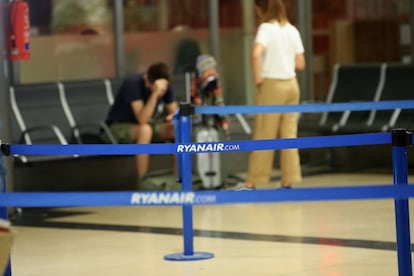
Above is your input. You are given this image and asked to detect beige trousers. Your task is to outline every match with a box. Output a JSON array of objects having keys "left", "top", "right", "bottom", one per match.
[{"left": 246, "top": 78, "right": 302, "bottom": 186}]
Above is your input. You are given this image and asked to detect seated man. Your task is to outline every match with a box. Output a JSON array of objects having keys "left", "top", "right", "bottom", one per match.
[{"left": 105, "top": 62, "right": 178, "bottom": 188}]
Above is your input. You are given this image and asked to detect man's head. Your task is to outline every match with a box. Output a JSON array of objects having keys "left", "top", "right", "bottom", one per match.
[
  {"left": 254, "top": 0, "right": 288, "bottom": 24},
  {"left": 145, "top": 62, "right": 170, "bottom": 97},
  {"left": 147, "top": 62, "right": 170, "bottom": 84}
]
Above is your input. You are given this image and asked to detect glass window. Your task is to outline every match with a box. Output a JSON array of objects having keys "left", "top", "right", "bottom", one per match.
[
  {"left": 18, "top": 0, "right": 413, "bottom": 99},
  {"left": 312, "top": 0, "right": 411, "bottom": 100},
  {"left": 21, "top": 0, "right": 115, "bottom": 84}
]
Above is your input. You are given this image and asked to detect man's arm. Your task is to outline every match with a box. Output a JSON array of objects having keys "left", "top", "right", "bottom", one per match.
[
  {"left": 131, "top": 93, "right": 158, "bottom": 124},
  {"left": 165, "top": 101, "right": 178, "bottom": 121},
  {"left": 131, "top": 79, "right": 168, "bottom": 124}
]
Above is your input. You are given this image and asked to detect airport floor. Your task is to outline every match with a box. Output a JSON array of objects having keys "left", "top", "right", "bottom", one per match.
[{"left": 7, "top": 171, "right": 414, "bottom": 276}]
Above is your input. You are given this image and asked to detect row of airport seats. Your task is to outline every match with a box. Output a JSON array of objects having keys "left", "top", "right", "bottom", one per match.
[
  {"left": 9, "top": 74, "right": 190, "bottom": 164},
  {"left": 10, "top": 79, "right": 119, "bottom": 163},
  {"left": 300, "top": 63, "right": 414, "bottom": 135},
  {"left": 298, "top": 63, "right": 414, "bottom": 171},
  {"left": 8, "top": 74, "right": 190, "bottom": 191}
]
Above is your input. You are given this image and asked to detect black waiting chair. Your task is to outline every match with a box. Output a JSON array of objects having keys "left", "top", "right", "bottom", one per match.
[
  {"left": 368, "top": 64, "right": 414, "bottom": 132},
  {"left": 59, "top": 80, "right": 117, "bottom": 144},
  {"left": 9, "top": 83, "right": 75, "bottom": 163},
  {"left": 171, "top": 72, "right": 191, "bottom": 103},
  {"left": 318, "top": 63, "right": 384, "bottom": 134},
  {"left": 109, "top": 78, "right": 124, "bottom": 103},
  {"left": 332, "top": 63, "right": 386, "bottom": 134}
]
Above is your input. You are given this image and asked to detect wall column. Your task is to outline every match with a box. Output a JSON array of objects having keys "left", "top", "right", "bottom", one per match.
[
  {"left": 0, "top": 0, "right": 14, "bottom": 192},
  {"left": 113, "top": 0, "right": 126, "bottom": 78},
  {"left": 297, "top": 0, "right": 314, "bottom": 101},
  {"left": 209, "top": 0, "right": 220, "bottom": 59},
  {"left": 242, "top": 1, "right": 255, "bottom": 105},
  {"left": 158, "top": 0, "right": 168, "bottom": 31},
  {"left": 411, "top": 0, "right": 414, "bottom": 63}
]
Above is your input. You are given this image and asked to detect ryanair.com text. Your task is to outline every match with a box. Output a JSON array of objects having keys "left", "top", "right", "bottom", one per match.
[{"left": 176, "top": 143, "right": 240, "bottom": 153}]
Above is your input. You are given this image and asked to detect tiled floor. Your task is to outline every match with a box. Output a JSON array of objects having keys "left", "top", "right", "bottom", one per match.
[{"left": 7, "top": 172, "right": 414, "bottom": 276}]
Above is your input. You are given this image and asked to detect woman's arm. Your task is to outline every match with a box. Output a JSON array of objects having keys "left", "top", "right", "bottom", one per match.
[
  {"left": 295, "top": 53, "right": 305, "bottom": 71},
  {"left": 251, "top": 43, "right": 265, "bottom": 86}
]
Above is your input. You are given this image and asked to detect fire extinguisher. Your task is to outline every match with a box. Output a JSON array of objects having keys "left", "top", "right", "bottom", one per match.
[{"left": 7, "top": 0, "right": 30, "bottom": 61}]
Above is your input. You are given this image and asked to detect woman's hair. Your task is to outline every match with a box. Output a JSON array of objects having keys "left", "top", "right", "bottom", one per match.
[
  {"left": 147, "top": 62, "right": 170, "bottom": 83},
  {"left": 254, "top": 0, "right": 288, "bottom": 25}
]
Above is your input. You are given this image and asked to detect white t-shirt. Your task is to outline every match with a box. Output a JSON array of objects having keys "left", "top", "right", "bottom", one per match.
[{"left": 255, "top": 22, "right": 304, "bottom": 79}]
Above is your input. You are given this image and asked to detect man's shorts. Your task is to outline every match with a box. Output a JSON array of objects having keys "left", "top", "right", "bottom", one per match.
[{"left": 108, "top": 120, "right": 163, "bottom": 144}]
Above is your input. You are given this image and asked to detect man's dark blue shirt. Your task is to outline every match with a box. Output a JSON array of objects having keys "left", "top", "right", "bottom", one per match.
[{"left": 106, "top": 74, "right": 174, "bottom": 125}]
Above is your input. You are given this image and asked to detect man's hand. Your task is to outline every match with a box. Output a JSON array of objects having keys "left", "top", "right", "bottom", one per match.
[
  {"left": 165, "top": 113, "right": 174, "bottom": 121},
  {"left": 152, "top": 79, "right": 169, "bottom": 98},
  {"left": 255, "top": 77, "right": 263, "bottom": 87}
]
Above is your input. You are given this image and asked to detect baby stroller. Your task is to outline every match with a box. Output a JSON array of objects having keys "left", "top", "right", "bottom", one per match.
[{"left": 191, "top": 54, "right": 230, "bottom": 189}]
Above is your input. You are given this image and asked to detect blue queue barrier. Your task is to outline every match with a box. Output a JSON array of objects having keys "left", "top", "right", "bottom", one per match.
[
  {"left": 177, "top": 102, "right": 414, "bottom": 276},
  {"left": 195, "top": 100, "right": 414, "bottom": 115},
  {"left": 0, "top": 133, "right": 413, "bottom": 274},
  {"left": 165, "top": 105, "right": 214, "bottom": 260},
  {"left": 1, "top": 101, "right": 414, "bottom": 275},
  {"left": 392, "top": 129, "right": 413, "bottom": 276}
]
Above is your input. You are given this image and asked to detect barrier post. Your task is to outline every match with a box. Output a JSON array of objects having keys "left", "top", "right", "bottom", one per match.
[
  {"left": 391, "top": 129, "right": 412, "bottom": 276},
  {"left": 172, "top": 110, "right": 182, "bottom": 184},
  {"left": 0, "top": 142, "right": 12, "bottom": 276},
  {"left": 0, "top": 142, "right": 9, "bottom": 225},
  {"left": 164, "top": 104, "right": 214, "bottom": 261}
]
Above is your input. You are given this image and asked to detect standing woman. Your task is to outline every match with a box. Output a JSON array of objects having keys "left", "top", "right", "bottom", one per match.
[{"left": 243, "top": 0, "right": 305, "bottom": 189}]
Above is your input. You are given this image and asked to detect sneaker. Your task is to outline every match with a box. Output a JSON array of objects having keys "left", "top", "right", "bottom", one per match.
[
  {"left": 281, "top": 186, "right": 292, "bottom": 189},
  {"left": 236, "top": 187, "right": 255, "bottom": 191},
  {"left": 136, "top": 174, "right": 167, "bottom": 191},
  {"left": 280, "top": 183, "right": 292, "bottom": 189},
  {"left": 230, "top": 182, "right": 256, "bottom": 191},
  {"left": 164, "top": 176, "right": 182, "bottom": 191}
]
